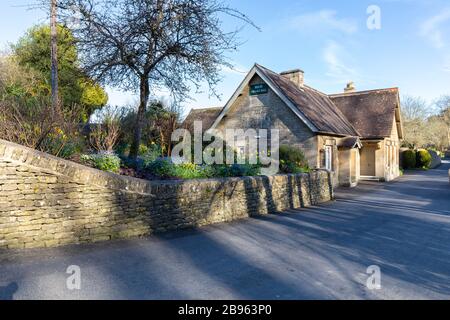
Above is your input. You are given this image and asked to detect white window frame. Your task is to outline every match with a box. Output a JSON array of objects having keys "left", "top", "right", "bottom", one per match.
[
  {"left": 238, "top": 145, "right": 246, "bottom": 158},
  {"left": 234, "top": 140, "right": 246, "bottom": 164}
]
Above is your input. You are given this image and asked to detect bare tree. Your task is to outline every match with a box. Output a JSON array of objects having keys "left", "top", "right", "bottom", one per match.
[
  {"left": 426, "top": 115, "right": 448, "bottom": 151},
  {"left": 401, "top": 95, "right": 430, "bottom": 148},
  {"left": 89, "top": 105, "right": 123, "bottom": 152},
  {"left": 435, "top": 95, "right": 450, "bottom": 148},
  {"left": 401, "top": 95, "right": 430, "bottom": 121},
  {"left": 148, "top": 100, "right": 183, "bottom": 156},
  {"left": 401, "top": 95, "right": 450, "bottom": 150},
  {"left": 50, "top": 0, "right": 60, "bottom": 116},
  {"left": 57, "top": 0, "right": 257, "bottom": 159}
]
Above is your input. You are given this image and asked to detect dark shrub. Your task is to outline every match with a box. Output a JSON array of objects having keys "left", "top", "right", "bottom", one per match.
[
  {"left": 57, "top": 141, "right": 82, "bottom": 159},
  {"left": 145, "top": 158, "right": 174, "bottom": 178},
  {"left": 210, "top": 164, "right": 232, "bottom": 177},
  {"left": 200, "top": 164, "right": 260, "bottom": 178},
  {"left": 114, "top": 142, "right": 129, "bottom": 157},
  {"left": 228, "top": 164, "right": 261, "bottom": 177},
  {"left": 120, "top": 156, "right": 140, "bottom": 170},
  {"left": 280, "top": 161, "right": 309, "bottom": 174},
  {"left": 141, "top": 144, "right": 163, "bottom": 167},
  {"left": 144, "top": 160, "right": 256, "bottom": 179},
  {"left": 279, "top": 145, "right": 309, "bottom": 173},
  {"left": 402, "top": 149, "right": 416, "bottom": 169},
  {"left": 279, "top": 145, "right": 308, "bottom": 167},
  {"left": 416, "top": 149, "right": 432, "bottom": 169}
]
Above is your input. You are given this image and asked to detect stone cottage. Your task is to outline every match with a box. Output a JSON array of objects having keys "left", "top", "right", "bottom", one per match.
[{"left": 183, "top": 64, "right": 403, "bottom": 186}]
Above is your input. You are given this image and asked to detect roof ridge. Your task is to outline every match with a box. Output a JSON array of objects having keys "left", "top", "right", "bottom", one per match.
[
  {"left": 189, "top": 106, "right": 223, "bottom": 111},
  {"left": 331, "top": 88, "right": 401, "bottom": 138},
  {"left": 255, "top": 63, "right": 280, "bottom": 77},
  {"left": 329, "top": 87, "right": 399, "bottom": 97}
]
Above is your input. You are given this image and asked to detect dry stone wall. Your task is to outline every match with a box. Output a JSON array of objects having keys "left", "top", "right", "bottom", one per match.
[{"left": 0, "top": 139, "right": 334, "bottom": 249}]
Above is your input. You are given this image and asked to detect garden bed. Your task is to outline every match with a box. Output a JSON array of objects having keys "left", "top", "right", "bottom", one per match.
[{"left": 74, "top": 144, "right": 310, "bottom": 182}]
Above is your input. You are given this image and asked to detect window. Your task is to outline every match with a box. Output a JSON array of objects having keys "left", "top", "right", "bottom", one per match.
[
  {"left": 238, "top": 146, "right": 245, "bottom": 158},
  {"left": 235, "top": 140, "right": 246, "bottom": 163},
  {"left": 324, "top": 146, "right": 333, "bottom": 171}
]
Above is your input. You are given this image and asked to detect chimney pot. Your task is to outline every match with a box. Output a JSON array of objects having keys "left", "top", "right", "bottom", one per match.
[
  {"left": 280, "top": 69, "right": 304, "bottom": 88},
  {"left": 344, "top": 82, "right": 356, "bottom": 93}
]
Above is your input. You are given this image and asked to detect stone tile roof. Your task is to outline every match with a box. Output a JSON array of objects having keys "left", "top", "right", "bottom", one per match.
[
  {"left": 329, "top": 88, "right": 400, "bottom": 139},
  {"left": 184, "top": 64, "right": 400, "bottom": 141},
  {"left": 256, "top": 64, "right": 360, "bottom": 137},
  {"left": 182, "top": 107, "right": 223, "bottom": 132},
  {"left": 338, "top": 136, "right": 362, "bottom": 149}
]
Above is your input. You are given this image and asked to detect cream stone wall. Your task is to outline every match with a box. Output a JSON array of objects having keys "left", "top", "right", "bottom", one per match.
[
  {"left": 338, "top": 148, "right": 360, "bottom": 187},
  {"left": 215, "top": 75, "right": 319, "bottom": 169},
  {"left": 360, "top": 116, "right": 400, "bottom": 181}
]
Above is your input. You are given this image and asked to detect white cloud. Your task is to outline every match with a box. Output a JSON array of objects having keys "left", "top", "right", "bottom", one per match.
[
  {"left": 322, "top": 40, "right": 359, "bottom": 83},
  {"left": 420, "top": 9, "right": 450, "bottom": 49},
  {"left": 445, "top": 56, "right": 450, "bottom": 72},
  {"left": 105, "top": 86, "right": 173, "bottom": 107},
  {"left": 288, "top": 10, "right": 357, "bottom": 34},
  {"left": 105, "top": 86, "right": 137, "bottom": 107}
]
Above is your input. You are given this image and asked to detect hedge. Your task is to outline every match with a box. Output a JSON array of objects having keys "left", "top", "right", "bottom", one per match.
[
  {"left": 416, "top": 149, "right": 432, "bottom": 169},
  {"left": 402, "top": 150, "right": 416, "bottom": 169}
]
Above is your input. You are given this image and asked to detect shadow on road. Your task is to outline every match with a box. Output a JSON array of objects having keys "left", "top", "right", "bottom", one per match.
[
  {"left": 0, "top": 162, "right": 449, "bottom": 299},
  {"left": 0, "top": 282, "right": 18, "bottom": 300}
]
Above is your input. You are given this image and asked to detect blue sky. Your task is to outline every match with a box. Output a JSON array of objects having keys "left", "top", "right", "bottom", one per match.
[{"left": 1, "top": 0, "right": 450, "bottom": 116}]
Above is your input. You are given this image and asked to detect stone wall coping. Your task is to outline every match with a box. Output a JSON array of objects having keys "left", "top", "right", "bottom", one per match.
[{"left": 0, "top": 138, "right": 156, "bottom": 193}]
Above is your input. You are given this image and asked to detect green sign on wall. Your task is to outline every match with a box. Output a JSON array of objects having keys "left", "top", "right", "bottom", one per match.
[{"left": 250, "top": 83, "right": 269, "bottom": 96}]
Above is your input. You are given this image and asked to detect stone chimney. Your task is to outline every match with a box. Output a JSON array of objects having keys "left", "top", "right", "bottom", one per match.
[
  {"left": 344, "top": 82, "right": 356, "bottom": 93},
  {"left": 280, "top": 69, "right": 304, "bottom": 88}
]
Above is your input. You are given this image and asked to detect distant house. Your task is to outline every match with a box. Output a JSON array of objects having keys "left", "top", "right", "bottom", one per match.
[
  {"left": 183, "top": 63, "right": 403, "bottom": 186},
  {"left": 183, "top": 107, "right": 222, "bottom": 134}
]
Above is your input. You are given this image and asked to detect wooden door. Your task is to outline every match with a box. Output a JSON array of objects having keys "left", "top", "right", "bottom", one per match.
[{"left": 360, "top": 146, "right": 376, "bottom": 176}]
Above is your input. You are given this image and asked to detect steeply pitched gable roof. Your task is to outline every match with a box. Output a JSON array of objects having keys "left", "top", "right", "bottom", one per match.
[
  {"left": 207, "top": 63, "right": 402, "bottom": 140},
  {"left": 256, "top": 64, "right": 359, "bottom": 137},
  {"left": 329, "top": 88, "right": 403, "bottom": 139}
]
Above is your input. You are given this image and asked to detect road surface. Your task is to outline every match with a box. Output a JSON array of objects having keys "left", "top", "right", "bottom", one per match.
[{"left": 1, "top": 161, "right": 449, "bottom": 299}]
